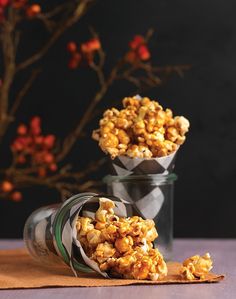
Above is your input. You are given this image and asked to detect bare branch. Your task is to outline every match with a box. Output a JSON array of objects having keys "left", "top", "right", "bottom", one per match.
[
  {"left": 55, "top": 58, "right": 123, "bottom": 162},
  {"left": 10, "top": 69, "right": 41, "bottom": 118},
  {"left": 0, "top": 8, "right": 18, "bottom": 141},
  {"left": 145, "top": 28, "right": 154, "bottom": 43},
  {"left": 16, "top": 0, "right": 95, "bottom": 72}
]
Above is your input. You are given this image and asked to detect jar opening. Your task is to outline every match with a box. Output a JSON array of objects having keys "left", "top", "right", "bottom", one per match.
[{"left": 104, "top": 173, "right": 177, "bottom": 184}]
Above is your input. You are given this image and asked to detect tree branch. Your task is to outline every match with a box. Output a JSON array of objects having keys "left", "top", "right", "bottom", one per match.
[
  {"left": 56, "top": 58, "right": 123, "bottom": 162},
  {"left": 0, "top": 8, "right": 18, "bottom": 141},
  {"left": 16, "top": 0, "right": 94, "bottom": 72},
  {"left": 10, "top": 69, "right": 41, "bottom": 118}
]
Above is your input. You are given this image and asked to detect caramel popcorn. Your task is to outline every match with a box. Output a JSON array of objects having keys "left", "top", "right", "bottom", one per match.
[
  {"left": 92, "top": 96, "right": 190, "bottom": 159},
  {"left": 76, "top": 198, "right": 167, "bottom": 280},
  {"left": 180, "top": 253, "right": 213, "bottom": 280}
]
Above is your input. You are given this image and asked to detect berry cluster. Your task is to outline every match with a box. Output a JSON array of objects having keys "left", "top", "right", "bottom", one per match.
[
  {"left": 0, "top": 0, "right": 41, "bottom": 21},
  {"left": 125, "top": 35, "right": 151, "bottom": 64},
  {"left": 11, "top": 116, "right": 57, "bottom": 177},
  {"left": 0, "top": 180, "right": 22, "bottom": 202},
  {"left": 67, "top": 38, "right": 101, "bottom": 69}
]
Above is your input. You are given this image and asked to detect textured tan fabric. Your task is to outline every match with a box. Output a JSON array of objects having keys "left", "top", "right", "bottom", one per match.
[{"left": 0, "top": 248, "right": 224, "bottom": 289}]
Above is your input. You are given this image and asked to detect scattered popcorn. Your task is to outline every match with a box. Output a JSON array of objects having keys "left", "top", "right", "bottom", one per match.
[
  {"left": 180, "top": 253, "right": 213, "bottom": 280},
  {"left": 76, "top": 198, "right": 167, "bottom": 280},
  {"left": 92, "top": 96, "right": 190, "bottom": 159}
]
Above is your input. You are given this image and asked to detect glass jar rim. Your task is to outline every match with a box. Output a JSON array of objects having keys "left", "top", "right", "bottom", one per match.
[{"left": 104, "top": 173, "right": 177, "bottom": 184}]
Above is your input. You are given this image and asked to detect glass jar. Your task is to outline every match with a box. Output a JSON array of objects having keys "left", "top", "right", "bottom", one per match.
[
  {"left": 23, "top": 192, "right": 134, "bottom": 276},
  {"left": 104, "top": 173, "right": 177, "bottom": 259},
  {"left": 24, "top": 192, "right": 98, "bottom": 272},
  {"left": 23, "top": 203, "right": 62, "bottom": 265}
]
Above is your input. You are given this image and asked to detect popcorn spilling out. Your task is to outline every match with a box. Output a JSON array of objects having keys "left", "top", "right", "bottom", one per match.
[
  {"left": 180, "top": 253, "right": 213, "bottom": 280},
  {"left": 76, "top": 197, "right": 167, "bottom": 280},
  {"left": 92, "top": 96, "right": 190, "bottom": 159},
  {"left": 24, "top": 193, "right": 221, "bottom": 283}
]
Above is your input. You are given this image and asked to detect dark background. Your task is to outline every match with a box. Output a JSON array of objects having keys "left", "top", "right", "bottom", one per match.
[{"left": 1, "top": 0, "right": 236, "bottom": 238}]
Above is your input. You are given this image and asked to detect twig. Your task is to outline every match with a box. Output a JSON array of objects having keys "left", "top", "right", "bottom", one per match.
[
  {"left": 39, "top": 3, "right": 69, "bottom": 19},
  {"left": 1, "top": 159, "right": 105, "bottom": 200},
  {"left": 0, "top": 7, "right": 18, "bottom": 141},
  {"left": 10, "top": 69, "right": 41, "bottom": 118},
  {"left": 0, "top": 1, "right": 94, "bottom": 145},
  {"left": 16, "top": 0, "right": 94, "bottom": 72},
  {"left": 0, "top": 17, "right": 191, "bottom": 202},
  {"left": 56, "top": 58, "right": 123, "bottom": 162},
  {"left": 145, "top": 28, "right": 154, "bottom": 43},
  {"left": 48, "top": 158, "right": 105, "bottom": 183},
  {"left": 90, "top": 48, "right": 106, "bottom": 87}
]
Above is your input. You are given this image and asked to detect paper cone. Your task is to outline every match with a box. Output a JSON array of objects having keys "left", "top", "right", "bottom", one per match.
[
  {"left": 110, "top": 150, "right": 178, "bottom": 176},
  {"left": 25, "top": 193, "right": 134, "bottom": 278},
  {"left": 106, "top": 150, "right": 178, "bottom": 259}
]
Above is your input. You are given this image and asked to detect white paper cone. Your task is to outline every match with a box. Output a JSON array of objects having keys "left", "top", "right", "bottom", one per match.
[{"left": 111, "top": 150, "right": 178, "bottom": 175}]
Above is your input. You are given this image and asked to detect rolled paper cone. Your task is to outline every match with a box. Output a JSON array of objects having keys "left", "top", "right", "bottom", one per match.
[
  {"left": 110, "top": 150, "right": 178, "bottom": 176},
  {"left": 26, "top": 193, "right": 134, "bottom": 278},
  {"left": 107, "top": 178, "right": 165, "bottom": 220},
  {"left": 107, "top": 152, "right": 179, "bottom": 244}
]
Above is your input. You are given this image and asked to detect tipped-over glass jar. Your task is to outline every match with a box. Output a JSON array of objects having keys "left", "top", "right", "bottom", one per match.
[
  {"left": 104, "top": 173, "right": 177, "bottom": 260},
  {"left": 23, "top": 192, "right": 136, "bottom": 275},
  {"left": 23, "top": 192, "right": 98, "bottom": 272}
]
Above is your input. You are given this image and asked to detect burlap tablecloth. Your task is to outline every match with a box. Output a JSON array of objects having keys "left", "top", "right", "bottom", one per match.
[{"left": 0, "top": 248, "right": 224, "bottom": 289}]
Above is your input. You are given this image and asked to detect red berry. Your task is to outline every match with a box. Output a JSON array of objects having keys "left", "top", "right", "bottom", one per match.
[
  {"left": 68, "top": 52, "right": 81, "bottom": 69},
  {"left": 49, "top": 163, "right": 57, "bottom": 172},
  {"left": 21, "top": 136, "right": 32, "bottom": 147},
  {"left": 44, "top": 153, "right": 54, "bottom": 164},
  {"left": 17, "top": 124, "right": 27, "bottom": 135},
  {"left": 11, "top": 191, "right": 22, "bottom": 202},
  {"left": 87, "top": 38, "right": 101, "bottom": 51},
  {"left": 68, "top": 52, "right": 82, "bottom": 69},
  {"left": 74, "top": 52, "right": 81, "bottom": 61},
  {"left": 17, "top": 155, "right": 26, "bottom": 164},
  {"left": 26, "top": 4, "right": 41, "bottom": 17},
  {"left": 12, "top": 137, "right": 30, "bottom": 152},
  {"left": 125, "top": 51, "right": 137, "bottom": 63},
  {"left": 2, "top": 181, "right": 14, "bottom": 193},
  {"left": 31, "top": 126, "right": 41, "bottom": 135},
  {"left": 12, "top": 140, "right": 24, "bottom": 152},
  {"left": 129, "top": 35, "right": 145, "bottom": 50},
  {"left": 67, "top": 42, "right": 77, "bottom": 53},
  {"left": 34, "top": 136, "right": 43, "bottom": 145},
  {"left": 81, "top": 42, "right": 89, "bottom": 53},
  {"left": 30, "top": 116, "right": 41, "bottom": 128},
  {"left": 38, "top": 167, "right": 46, "bottom": 177},
  {"left": 0, "top": 0, "right": 9, "bottom": 7},
  {"left": 43, "top": 135, "right": 55, "bottom": 149},
  {"left": 68, "top": 59, "right": 78, "bottom": 69},
  {"left": 138, "top": 45, "right": 151, "bottom": 60},
  {"left": 30, "top": 116, "right": 41, "bottom": 135}
]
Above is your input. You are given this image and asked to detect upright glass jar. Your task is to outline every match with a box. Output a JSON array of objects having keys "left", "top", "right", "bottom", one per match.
[{"left": 104, "top": 173, "right": 177, "bottom": 259}]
